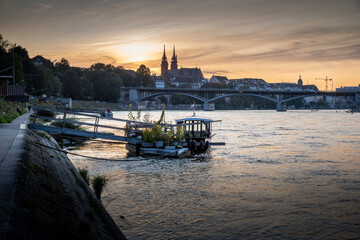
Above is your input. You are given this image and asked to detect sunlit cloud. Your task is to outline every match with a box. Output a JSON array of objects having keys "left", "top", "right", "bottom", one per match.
[{"left": 1, "top": 0, "right": 359, "bottom": 89}]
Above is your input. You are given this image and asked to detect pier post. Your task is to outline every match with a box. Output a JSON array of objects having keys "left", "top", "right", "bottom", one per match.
[
  {"left": 355, "top": 93, "right": 360, "bottom": 111},
  {"left": 129, "top": 89, "right": 139, "bottom": 108},
  {"left": 276, "top": 103, "right": 287, "bottom": 112},
  {"left": 203, "top": 102, "right": 215, "bottom": 111}
]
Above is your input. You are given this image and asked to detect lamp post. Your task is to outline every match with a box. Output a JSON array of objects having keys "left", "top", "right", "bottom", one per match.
[{"left": 12, "top": 48, "right": 15, "bottom": 85}]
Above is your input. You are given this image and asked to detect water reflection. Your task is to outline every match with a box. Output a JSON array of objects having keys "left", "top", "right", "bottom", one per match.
[{"left": 69, "top": 110, "right": 360, "bottom": 239}]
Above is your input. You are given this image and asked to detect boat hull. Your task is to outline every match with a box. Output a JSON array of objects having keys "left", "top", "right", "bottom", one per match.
[{"left": 126, "top": 141, "right": 209, "bottom": 158}]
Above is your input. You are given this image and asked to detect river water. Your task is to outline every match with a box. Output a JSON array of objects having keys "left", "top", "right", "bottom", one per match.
[{"left": 69, "top": 110, "right": 360, "bottom": 239}]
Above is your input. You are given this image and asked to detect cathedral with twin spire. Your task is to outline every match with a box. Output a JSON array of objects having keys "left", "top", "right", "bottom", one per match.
[{"left": 161, "top": 45, "right": 203, "bottom": 84}]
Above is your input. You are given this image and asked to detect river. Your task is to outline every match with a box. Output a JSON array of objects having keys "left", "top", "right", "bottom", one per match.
[{"left": 68, "top": 110, "right": 360, "bottom": 239}]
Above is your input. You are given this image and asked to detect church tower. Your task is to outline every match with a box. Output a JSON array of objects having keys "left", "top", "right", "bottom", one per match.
[
  {"left": 161, "top": 45, "right": 168, "bottom": 77},
  {"left": 298, "top": 74, "right": 303, "bottom": 88},
  {"left": 170, "top": 45, "right": 178, "bottom": 71}
]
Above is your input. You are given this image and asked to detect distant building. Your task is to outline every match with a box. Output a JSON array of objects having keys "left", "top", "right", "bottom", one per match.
[
  {"left": 228, "top": 76, "right": 318, "bottom": 92},
  {"left": 336, "top": 84, "right": 360, "bottom": 92},
  {"left": 0, "top": 76, "right": 10, "bottom": 95},
  {"left": 32, "top": 55, "right": 45, "bottom": 66},
  {"left": 209, "top": 75, "right": 229, "bottom": 85},
  {"left": 302, "top": 84, "right": 318, "bottom": 92},
  {"left": 297, "top": 75, "right": 319, "bottom": 91},
  {"left": 31, "top": 55, "right": 54, "bottom": 68},
  {"left": 270, "top": 82, "right": 301, "bottom": 91},
  {"left": 0, "top": 75, "right": 25, "bottom": 96},
  {"left": 231, "top": 78, "right": 267, "bottom": 90},
  {"left": 191, "top": 82, "right": 202, "bottom": 89},
  {"left": 160, "top": 45, "right": 204, "bottom": 84},
  {"left": 297, "top": 75, "right": 303, "bottom": 88},
  {"left": 155, "top": 78, "right": 165, "bottom": 89},
  {"left": 161, "top": 46, "right": 169, "bottom": 77}
]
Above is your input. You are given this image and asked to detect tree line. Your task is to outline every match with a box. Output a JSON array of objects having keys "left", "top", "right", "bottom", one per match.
[{"left": 0, "top": 34, "right": 153, "bottom": 102}]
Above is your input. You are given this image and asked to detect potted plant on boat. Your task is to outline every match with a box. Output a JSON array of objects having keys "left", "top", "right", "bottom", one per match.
[
  {"left": 165, "top": 129, "right": 176, "bottom": 149},
  {"left": 174, "top": 126, "right": 184, "bottom": 147},
  {"left": 152, "top": 124, "right": 164, "bottom": 148},
  {"left": 142, "top": 128, "right": 155, "bottom": 147}
]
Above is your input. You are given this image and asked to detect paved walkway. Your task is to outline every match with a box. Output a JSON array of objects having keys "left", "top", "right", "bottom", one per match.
[
  {"left": 0, "top": 112, "right": 30, "bottom": 166},
  {"left": 0, "top": 112, "right": 30, "bottom": 237}
]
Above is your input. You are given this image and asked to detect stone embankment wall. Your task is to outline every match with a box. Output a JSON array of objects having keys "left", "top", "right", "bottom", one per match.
[{"left": 7, "top": 130, "right": 127, "bottom": 240}]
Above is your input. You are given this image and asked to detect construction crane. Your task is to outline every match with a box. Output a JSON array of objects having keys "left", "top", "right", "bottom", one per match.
[{"left": 315, "top": 76, "right": 333, "bottom": 91}]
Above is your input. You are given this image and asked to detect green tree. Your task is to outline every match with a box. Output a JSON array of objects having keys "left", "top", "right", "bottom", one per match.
[
  {"left": 136, "top": 64, "right": 153, "bottom": 87},
  {"left": 113, "top": 66, "right": 136, "bottom": 87},
  {"left": 55, "top": 58, "right": 70, "bottom": 72},
  {"left": 90, "top": 62, "right": 106, "bottom": 72},
  {"left": 59, "top": 68, "right": 92, "bottom": 99},
  {"left": 87, "top": 70, "right": 122, "bottom": 102}
]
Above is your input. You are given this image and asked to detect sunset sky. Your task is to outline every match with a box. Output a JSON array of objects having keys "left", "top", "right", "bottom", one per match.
[{"left": 1, "top": 0, "right": 359, "bottom": 90}]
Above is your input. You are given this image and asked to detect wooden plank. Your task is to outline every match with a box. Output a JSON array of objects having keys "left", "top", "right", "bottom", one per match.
[{"left": 27, "top": 124, "right": 141, "bottom": 144}]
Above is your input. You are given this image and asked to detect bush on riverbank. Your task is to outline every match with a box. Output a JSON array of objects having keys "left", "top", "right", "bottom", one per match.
[
  {"left": 78, "top": 168, "right": 90, "bottom": 185},
  {"left": 0, "top": 97, "right": 26, "bottom": 123},
  {"left": 91, "top": 175, "right": 108, "bottom": 200},
  {"left": 36, "top": 109, "right": 56, "bottom": 118}
]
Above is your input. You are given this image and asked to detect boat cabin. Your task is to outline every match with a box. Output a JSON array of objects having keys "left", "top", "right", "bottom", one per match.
[{"left": 175, "top": 116, "right": 215, "bottom": 140}]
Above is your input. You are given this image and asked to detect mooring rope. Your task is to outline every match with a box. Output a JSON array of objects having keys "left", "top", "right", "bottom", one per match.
[{"left": 29, "top": 140, "right": 148, "bottom": 162}]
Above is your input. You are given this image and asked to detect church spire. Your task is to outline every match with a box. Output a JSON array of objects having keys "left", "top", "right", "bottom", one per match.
[
  {"left": 162, "top": 45, "right": 167, "bottom": 59},
  {"left": 161, "top": 45, "right": 168, "bottom": 77},
  {"left": 170, "top": 44, "right": 178, "bottom": 71}
]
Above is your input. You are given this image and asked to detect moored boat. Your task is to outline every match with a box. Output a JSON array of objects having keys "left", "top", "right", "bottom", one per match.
[
  {"left": 125, "top": 113, "right": 220, "bottom": 158},
  {"left": 100, "top": 108, "right": 113, "bottom": 118}
]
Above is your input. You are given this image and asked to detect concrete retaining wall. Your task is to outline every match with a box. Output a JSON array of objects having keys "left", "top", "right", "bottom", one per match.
[{"left": 4, "top": 130, "right": 127, "bottom": 240}]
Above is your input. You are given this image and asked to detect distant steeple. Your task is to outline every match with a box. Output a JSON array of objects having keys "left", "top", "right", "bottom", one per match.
[
  {"left": 161, "top": 45, "right": 168, "bottom": 77},
  {"left": 162, "top": 45, "right": 167, "bottom": 59},
  {"left": 298, "top": 74, "right": 303, "bottom": 88},
  {"left": 171, "top": 45, "right": 178, "bottom": 71},
  {"left": 172, "top": 45, "right": 176, "bottom": 58}
]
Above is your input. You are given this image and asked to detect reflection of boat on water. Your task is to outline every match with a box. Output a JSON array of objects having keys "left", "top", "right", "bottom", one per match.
[{"left": 125, "top": 113, "right": 221, "bottom": 158}]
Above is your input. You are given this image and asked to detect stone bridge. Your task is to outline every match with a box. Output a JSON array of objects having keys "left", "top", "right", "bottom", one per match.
[{"left": 119, "top": 87, "right": 359, "bottom": 111}]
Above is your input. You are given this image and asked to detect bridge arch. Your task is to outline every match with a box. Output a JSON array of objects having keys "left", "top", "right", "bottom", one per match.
[
  {"left": 206, "top": 93, "right": 280, "bottom": 104},
  {"left": 279, "top": 94, "right": 320, "bottom": 104},
  {"left": 138, "top": 92, "right": 206, "bottom": 103}
]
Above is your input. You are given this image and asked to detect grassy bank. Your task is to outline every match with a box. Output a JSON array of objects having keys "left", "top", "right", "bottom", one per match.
[
  {"left": 0, "top": 98, "right": 27, "bottom": 123},
  {"left": 35, "top": 99, "right": 123, "bottom": 111},
  {"left": 72, "top": 100, "right": 123, "bottom": 111}
]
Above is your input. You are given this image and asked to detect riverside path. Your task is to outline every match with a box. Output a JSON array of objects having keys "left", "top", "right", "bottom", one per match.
[{"left": 0, "top": 112, "right": 30, "bottom": 237}]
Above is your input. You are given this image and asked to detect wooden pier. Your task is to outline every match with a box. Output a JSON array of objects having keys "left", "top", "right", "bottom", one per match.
[{"left": 28, "top": 107, "right": 142, "bottom": 144}]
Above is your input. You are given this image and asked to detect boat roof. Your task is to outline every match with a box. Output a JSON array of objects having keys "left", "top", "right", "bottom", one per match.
[{"left": 175, "top": 115, "right": 216, "bottom": 123}]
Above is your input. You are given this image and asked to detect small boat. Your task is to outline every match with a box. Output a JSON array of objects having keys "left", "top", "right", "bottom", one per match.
[
  {"left": 100, "top": 108, "right": 113, "bottom": 118},
  {"left": 125, "top": 113, "right": 221, "bottom": 158}
]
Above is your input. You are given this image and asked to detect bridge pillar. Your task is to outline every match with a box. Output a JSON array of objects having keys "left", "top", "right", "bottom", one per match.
[
  {"left": 203, "top": 102, "right": 215, "bottom": 111},
  {"left": 355, "top": 93, "right": 360, "bottom": 111},
  {"left": 276, "top": 103, "right": 287, "bottom": 112},
  {"left": 129, "top": 89, "right": 139, "bottom": 107}
]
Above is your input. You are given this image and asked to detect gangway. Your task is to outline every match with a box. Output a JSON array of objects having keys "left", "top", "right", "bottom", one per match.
[{"left": 28, "top": 106, "right": 146, "bottom": 144}]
